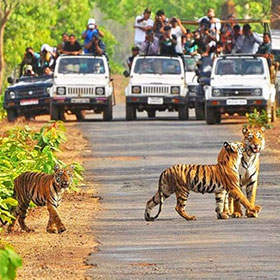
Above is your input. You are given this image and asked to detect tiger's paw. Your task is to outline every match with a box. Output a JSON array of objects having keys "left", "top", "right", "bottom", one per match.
[
  {"left": 246, "top": 211, "right": 258, "bottom": 218},
  {"left": 253, "top": 205, "right": 262, "bottom": 213},
  {"left": 232, "top": 212, "right": 242, "bottom": 218},
  {"left": 188, "top": 216, "right": 197, "bottom": 221},
  {"left": 47, "top": 228, "right": 57, "bottom": 233},
  {"left": 217, "top": 213, "right": 229, "bottom": 220},
  {"left": 22, "top": 227, "right": 34, "bottom": 233},
  {"left": 57, "top": 225, "right": 66, "bottom": 234}
]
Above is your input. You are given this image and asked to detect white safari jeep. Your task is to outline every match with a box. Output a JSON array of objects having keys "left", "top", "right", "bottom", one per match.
[
  {"left": 125, "top": 55, "right": 188, "bottom": 120},
  {"left": 204, "top": 55, "right": 277, "bottom": 124},
  {"left": 51, "top": 55, "right": 114, "bottom": 121}
]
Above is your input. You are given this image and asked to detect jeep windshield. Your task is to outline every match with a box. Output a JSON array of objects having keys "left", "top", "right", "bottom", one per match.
[
  {"left": 133, "top": 58, "right": 182, "bottom": 75},
  {"left": 57, "top": 57, "right": 105, "bottom": 74},
  {"left": 215, "top": 58, "right": 264, "bottom": 75}
]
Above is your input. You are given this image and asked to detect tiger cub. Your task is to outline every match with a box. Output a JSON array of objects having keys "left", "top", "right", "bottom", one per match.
[
  {"left": 144, "top": 142, "right": 262, "bottom": 221},
  {"left": 8, "top": 165, "right": 74, "bottom": 233},
  {"left": 220, "top": 127, "right": 265, "bottom": 218}
]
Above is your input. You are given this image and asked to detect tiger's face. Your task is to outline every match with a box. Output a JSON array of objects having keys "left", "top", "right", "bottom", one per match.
[
  {"left": 54, "top": 165, "right": 74, "bottom": 189},
  {"left": 242, "top": 127, "right": 265, "bottom": 154},
  {"left": 224, "top": 141, "right": 245, "bottom": 157}
]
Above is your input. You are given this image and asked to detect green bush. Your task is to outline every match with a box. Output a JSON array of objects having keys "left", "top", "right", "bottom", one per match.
[
  {"left": 276, "top": 108, "right": 280, "bottom": 118},
  {"left": 0, "top": 244, "right": 22, "bottom": 280},
  {"left": 245, "top": 109, "right": 272, "bottom": 129}
]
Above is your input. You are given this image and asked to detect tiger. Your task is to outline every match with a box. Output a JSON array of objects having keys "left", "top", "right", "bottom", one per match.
[
  {"left": 220, "top": 127, "right": 265, "bottom": 218},
  {"left": 8, "top": 164, "right": 74, "bottom": 234},
  {"left": 144, "top": 141, "right": 262, "bottom": 222}
]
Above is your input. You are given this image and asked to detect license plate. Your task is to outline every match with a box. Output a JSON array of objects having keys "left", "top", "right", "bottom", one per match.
[
  {"left": 226, "top": 99, "right": 247, "bottom": 105},
  {"left": 147, "top": 97, "right": 163, "bottom": 105},
  {"left": 71, "top": 98, "right": 90, "bottom": 103},
  {"left": 20, "top": 99, "right": 39, "bottom": 106}
]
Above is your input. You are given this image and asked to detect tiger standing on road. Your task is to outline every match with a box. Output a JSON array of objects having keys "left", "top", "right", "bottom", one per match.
[
  {"left": 220, "top": 127, "right": 265, "bottom": 218},
  {"left": 144, "top": 141, "right": 262, "bottom": 222},
  {"left": 8, "top": 165, "right": 74, "bottom": 234}
]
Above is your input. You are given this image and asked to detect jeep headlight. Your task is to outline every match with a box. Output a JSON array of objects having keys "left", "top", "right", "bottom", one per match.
[
  {"left": 96, "top": 87, "right": 105, "bottom": 95},
  {"left": 171, "top": 86, "right": 180, "bottom": 95},
  {"left": 9, "top": 91, "right": 16, "bottom": 99},
  {"left": 46, "top": 87, "right": 51, "bottom": 94},
  {"left": 57, "top": 87, "right": 66, "bottom": 95},
  {"left": 252, "top": 88, "right": 262, "bottom": 96},
  {"left": 132, "top": 86, "right": 141, "bottom": 94},
  {"left": 212, "top": 88, "right": 222, "bottom": 97}
]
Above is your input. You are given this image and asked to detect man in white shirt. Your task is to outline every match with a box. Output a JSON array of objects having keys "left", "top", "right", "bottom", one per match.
[
  {"left": 134, "top": 8, "right": 154, "bottom": 48},
  {"left": 170, "top": 17, "right": 187, "bottom": 55}
]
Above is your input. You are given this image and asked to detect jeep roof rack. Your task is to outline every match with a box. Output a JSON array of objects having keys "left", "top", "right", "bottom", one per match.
[
  {"left": 219, "top": 54, "right": 260, "bottom": 59},
  {"left": 181, "top": 18, "right": 271, "bottom": 35}
]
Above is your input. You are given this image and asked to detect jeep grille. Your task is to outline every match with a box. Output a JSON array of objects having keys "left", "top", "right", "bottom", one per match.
[
  {"left": 221, "top": 88, "right": 253, "bottom": 97},
  {"left": 142, "top": 86, "right": 169, "bottom": 94},
  {"left": 67, "top": 87, "right": 95, "bottom": 96},
  {"left": 17, "top": 87, "right": 46, "bottom": 97}
]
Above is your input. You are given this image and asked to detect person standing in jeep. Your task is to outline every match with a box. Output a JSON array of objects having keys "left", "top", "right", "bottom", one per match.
[{"left": 62, "top": 34, "right": 82, "bottom": 55}]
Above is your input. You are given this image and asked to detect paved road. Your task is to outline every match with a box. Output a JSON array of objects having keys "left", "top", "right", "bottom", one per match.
[{"left": 80, "top": 105, "right": 280, "bottom": 280}]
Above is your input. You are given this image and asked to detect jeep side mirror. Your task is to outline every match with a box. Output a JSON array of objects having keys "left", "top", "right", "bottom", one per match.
[
  {"left": 7, "top": 77, "right": 14, "bottom": 84},
  {"left": 123, "top": 70, "right": 130, "bottom": 78}
]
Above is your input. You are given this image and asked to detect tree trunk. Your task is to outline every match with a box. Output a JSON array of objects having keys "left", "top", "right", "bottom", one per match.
[
  {"left": 271, "top": 0, "right": 280, "bottom": 29},
  {"left": 0, "top": 22, "right": 6, "bottom": 95},
  {"left": 221, "top": 0, "right": 236, "bottom": 20}
]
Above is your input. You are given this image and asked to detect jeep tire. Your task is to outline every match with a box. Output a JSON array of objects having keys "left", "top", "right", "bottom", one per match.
[
  {"left": 195, "top": 101, "right": 205, "bottom": 120},
  {"left": 205, "top": 105, "right": 220, "bottom": 125},
  {"left": 103, "top": 97, "right": 113, "bottom": 121},
  {"left": 7, "top": 109, "right": 17, "bottom": 122},
  {"left": 50, "top": 103, "right": 64, "bottom": 121},
  {"left": 178, "top": 104, "right": 189, "bottom": 120},
  {"left": 126, "top": 103, "right": 136, "bottom": 121}
]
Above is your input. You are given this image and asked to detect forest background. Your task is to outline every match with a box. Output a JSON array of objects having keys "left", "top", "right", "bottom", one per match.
[{"left": 0, "top": 0, "right": 277, "bottom": 95}]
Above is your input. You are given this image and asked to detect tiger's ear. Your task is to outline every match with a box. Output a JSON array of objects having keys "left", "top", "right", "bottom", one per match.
[
  {"left": 54, "top": 164, "right": 60, "bottom": 172},
  {"left": 242, "top": 127, "right": 248, "bottom": 135},
  {"left": 224, "top": 141, "right": 234, "bottom": 152},
  {"left": 70, "top": 164, "right": 75, "bottom": 170},
  {"left": 260, "top": 126, "right": 265, "bottom": 133}
]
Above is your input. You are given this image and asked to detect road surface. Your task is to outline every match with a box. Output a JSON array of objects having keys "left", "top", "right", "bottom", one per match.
[{"left": 80, "top": 106, "right": 280, "bottom": 279}]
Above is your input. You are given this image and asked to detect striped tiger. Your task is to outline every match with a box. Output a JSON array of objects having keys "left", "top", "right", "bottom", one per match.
[
  {"left": 8, "top": 165, "right": 74, "bottom": 233},
  {"left": 144, "top": 141, "right": 262, "bottom": 221},
  {"left": 221, "top": 127, "right": 265, "bottom": 218}
]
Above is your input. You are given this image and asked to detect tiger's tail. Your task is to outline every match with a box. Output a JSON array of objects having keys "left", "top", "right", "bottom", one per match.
[{"left": 144, "top": 173, "right": 164, "bottom": 221}]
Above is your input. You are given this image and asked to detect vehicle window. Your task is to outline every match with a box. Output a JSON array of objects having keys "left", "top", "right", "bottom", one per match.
[
  {"left": 215, "top": 58, "right": 264, "bottom": 75},
  {"left": 58, "top": 58, "right": 105, "bottom": 74},
  {"left": 133, "top": 58, "right": 181, "bottom": 75},
  {"left": 184, "top": 57, "right": 197, "bottom": 72}
]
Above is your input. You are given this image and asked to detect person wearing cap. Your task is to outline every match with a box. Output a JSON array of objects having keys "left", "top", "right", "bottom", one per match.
[
  {"left": 23, "top": 65, "right": 37, "bottom": 77},
  {"left": 62, "top": 34, "right": 83, "bottom": 55},
  {"left": 168, "top": 17, "right": 187, "bottom": 55},
  {"left": 82, "top": 18, "right": 104, "bottom": 54},
  {"left": 159, "top": 25, "right": 177, "bottom": 56},
  {"left": 134, "top": 8, "right": 154, "bottom": 48},
  {"left": 241, "top": 24, "right": 262, "bottom": 54},
  {"left": 153, "top": 10, "right": 168, "bottom": 39},
  {"left": 127, "top": 46, "right": 139, "bottom": 71},
  {"left": 140, "top": 30, "right": 160, "bottom": 55},
  {"left": 84, "top": 34, "right": 106, "bottom": 56},
  {"left": 40, "top": 44, "right": 57, "bottom": 70}
]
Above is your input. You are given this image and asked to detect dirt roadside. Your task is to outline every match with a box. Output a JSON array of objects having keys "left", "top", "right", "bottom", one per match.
[
  {"left": 1, "top": 74, "right": 280, "bottom": 279},
  {"left": 1, "top": 118, "right": 100, "bottom": 280}
]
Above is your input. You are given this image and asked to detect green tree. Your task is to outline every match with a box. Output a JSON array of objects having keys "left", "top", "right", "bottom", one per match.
[{"left": 0, "top": 0, "right": 22, "bottom": 94}]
